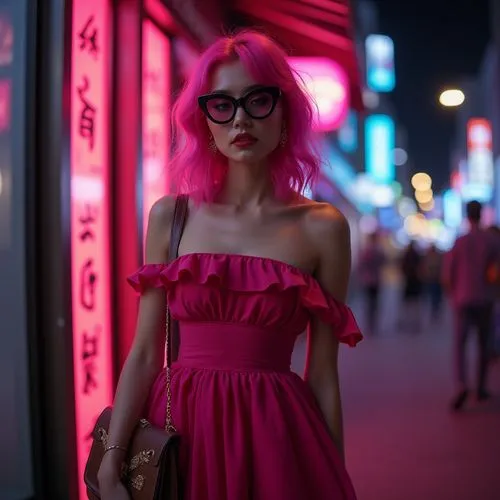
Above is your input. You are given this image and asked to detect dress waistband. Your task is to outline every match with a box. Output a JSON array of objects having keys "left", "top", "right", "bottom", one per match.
[{"left": 175, "top": 322, "right": 294, "bottom": 372}]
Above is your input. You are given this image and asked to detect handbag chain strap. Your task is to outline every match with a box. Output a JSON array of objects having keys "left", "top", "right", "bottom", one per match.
[
  {"left": 165, "top": 307, "right": 175, "bottom": 432},
  {"left": 164, "top": 195, "right": 189, "bottom": 433}
]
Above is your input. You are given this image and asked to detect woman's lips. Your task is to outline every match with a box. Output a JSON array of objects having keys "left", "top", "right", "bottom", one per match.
[{"left": 232, "top": 134, "right": 257, "bottom": 148}]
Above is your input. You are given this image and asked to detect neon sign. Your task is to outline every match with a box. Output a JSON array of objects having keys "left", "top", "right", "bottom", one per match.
[
  {"left": 142, "top": 20, "right": 170, "bottom": 242},
  {"left": 365, "top": 114, "right": 395, "bottom": 184},
  {"left": 443, "top": 189, "right": 462, "bottom": 229},
  {"left": 465, "top": 118, "right": 494, "bottom": 202},
  {"left": 70, "top": 2, "right": 113, "bottom": 498},
  {"left": 365, "top": 35, "right": 396, "bottom": 93},
  {"left": 288, "top": 57, "right": 349, "bottom": 132},
  {"left": 0, "top": 78, "right": 11, "bottom": 132}
]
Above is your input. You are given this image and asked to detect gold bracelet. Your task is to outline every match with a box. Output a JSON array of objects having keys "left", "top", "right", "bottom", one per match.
[{"left": 104, "top": 445, "right": 127, "bottom": 455}]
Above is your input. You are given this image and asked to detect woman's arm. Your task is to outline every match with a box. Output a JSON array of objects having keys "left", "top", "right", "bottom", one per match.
[
  {"left": 304, "top": 204, "right": 351, "bottom": 461},
  {"left": 97, "top": 196, "right": 176, "bottom": 487}
]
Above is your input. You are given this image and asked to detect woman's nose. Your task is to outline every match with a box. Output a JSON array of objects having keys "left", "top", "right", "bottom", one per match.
[{"left": 232, "top": 105, "right": 251, "bottom": 128}]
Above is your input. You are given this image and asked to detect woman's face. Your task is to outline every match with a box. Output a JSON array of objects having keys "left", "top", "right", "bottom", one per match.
[{"left": 203, "top": 60, "right": 283, "bottom": 165}]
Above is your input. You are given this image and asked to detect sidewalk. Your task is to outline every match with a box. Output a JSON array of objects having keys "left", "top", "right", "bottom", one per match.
[{"left": 292, "top": 284, "right": 500, "bottom": 500}]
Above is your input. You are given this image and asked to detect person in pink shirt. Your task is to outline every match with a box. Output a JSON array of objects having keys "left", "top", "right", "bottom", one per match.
[{"left": 442, "top": 200, "right": 500, "bottom": 411}]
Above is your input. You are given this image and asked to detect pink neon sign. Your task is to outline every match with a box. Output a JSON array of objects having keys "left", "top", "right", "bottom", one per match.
[
  {"left": 467, "top": 118, "right": 494, "bottom": 189},
  {"left": 70, "top": 2, "right": 113, "bottom": 498},
  {"left": 288, "top": 57, "right": 349, "bottom": 132},
  {"left": 0, "top": 79, "right": 11, "bottom": 132},
  {"left": 467, "top": 118, "right": 492, "bottom": 151},
  {"left": 142, "top": 20, "right": 171, "bottom": 242}
]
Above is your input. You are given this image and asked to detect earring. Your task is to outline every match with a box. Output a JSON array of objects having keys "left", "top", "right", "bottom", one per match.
[
  {"left": 209, "top": 136, "right": 217, "bottom": 153},
  {"left": 279, "top": 127, "right": 287, "bottom": 147}
]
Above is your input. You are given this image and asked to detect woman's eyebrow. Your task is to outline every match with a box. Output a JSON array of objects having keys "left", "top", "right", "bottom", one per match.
[{"left": 209, "top": 84, "right": 263, "bottom": 95}]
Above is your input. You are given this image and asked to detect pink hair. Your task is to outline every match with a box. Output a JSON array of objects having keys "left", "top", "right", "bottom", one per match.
[{"left": 170, "top": 30, "right": 321, "bottom": 203}]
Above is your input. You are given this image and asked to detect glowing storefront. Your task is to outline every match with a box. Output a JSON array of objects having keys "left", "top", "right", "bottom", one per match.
[{"left": 22, "top": 1, "right": 220, "bottom": 498}]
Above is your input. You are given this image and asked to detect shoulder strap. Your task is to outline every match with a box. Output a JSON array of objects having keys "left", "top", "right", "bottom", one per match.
[
  {"left": 164, "top": 194, "right": 188, "bottom": 433},
  {"left": 168, "top": 194, "right": 189, "bottom": 262}
]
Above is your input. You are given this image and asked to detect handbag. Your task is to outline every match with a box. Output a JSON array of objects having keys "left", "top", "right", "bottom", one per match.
[{"left": 84, "top": 194, "right": 190, "bottom": 500}]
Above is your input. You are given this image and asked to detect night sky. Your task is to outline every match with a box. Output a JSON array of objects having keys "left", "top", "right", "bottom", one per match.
[{"left": 372, "top": 0, "right": 491, "bottom": 190}]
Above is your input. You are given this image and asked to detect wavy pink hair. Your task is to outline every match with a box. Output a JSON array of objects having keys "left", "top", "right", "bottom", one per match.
[{"left": 170, "top": 30, "right": 321, "bottom": 203}]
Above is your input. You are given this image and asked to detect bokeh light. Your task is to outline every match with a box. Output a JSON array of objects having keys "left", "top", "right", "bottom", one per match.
[
  {"left": 415, "top": 189, "right": 433, "bottom": 204},
  {"left": 411, "top": 172, "right": 432, "bottom": 191}
]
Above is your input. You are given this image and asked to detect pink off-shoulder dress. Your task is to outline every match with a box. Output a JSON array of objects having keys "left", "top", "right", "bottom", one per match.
[{"left": 128, "top": 253, "right": 362, "bottom": 500}]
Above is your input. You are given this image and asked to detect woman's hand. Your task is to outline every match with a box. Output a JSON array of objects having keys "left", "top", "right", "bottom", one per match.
[{"left": 97, "top": 452, "right": 130, "bottom": 500}]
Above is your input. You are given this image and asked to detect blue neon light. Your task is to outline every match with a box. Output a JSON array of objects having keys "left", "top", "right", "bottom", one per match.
[
  {"left": 366, "top": 35, "right": 396, "bottom": 93},
  {"left": 365, "top": 114, "right": 395, "bottom": 184},
  {"left": 443, "top": 189, "right": 462, "bottom": 228}
]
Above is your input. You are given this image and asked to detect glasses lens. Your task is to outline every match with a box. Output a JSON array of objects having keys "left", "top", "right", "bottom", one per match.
[
  {"left": 245, "top": 90, "right": 275, "bottom": 118},
  {"left": 205, "top": 97, "right": 235, "bottom": 123}
]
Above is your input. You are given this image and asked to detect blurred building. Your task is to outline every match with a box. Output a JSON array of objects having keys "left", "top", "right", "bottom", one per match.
[
  {"left": 0, "top": 1, "right": 363, "bottom": 499},
  {"left": 447, "top": 42, "right": 499, "bottom": 230}
]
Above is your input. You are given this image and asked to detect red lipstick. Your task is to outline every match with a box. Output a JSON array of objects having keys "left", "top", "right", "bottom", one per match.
[{"left": 231, "top": 133, "right": 257, "bottom": 147}]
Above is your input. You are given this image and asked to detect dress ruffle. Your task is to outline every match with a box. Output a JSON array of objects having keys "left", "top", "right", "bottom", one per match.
[{"left": 127, "top": 253, "right": 362, "bottom": 347}]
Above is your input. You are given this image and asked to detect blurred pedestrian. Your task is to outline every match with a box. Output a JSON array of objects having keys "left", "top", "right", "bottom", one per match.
[
  {"left": 487, "top": 225, "right": 500, "bottom": 361},
  {"left": 421, "top": 243, "right": 444, "bottom": 321},
  {"left": 442, "top": 201, "right": 500, "bottom": 411},
  {"left": 399, "top": 240, "right": 423, "bottom": 332},
  {"left": 358, "top": 232, "right": 385, "bottom": 334}
]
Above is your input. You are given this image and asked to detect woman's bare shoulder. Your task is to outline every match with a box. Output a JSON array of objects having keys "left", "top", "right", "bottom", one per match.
[
  {"left": 294, "top": 196, "right": 347, "bottom": 226},
  {"left": 144, "top": 196, "right": 179, "bottom": 262},
  {"left": 300, "top": 200, "right": 350, "bottom": 251},
  {"left": 148, "top": 195, "right": 178, "bottom": 229}
]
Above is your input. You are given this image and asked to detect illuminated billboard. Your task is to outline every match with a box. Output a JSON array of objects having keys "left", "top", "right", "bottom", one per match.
[
  {"left": 365, "top": 34, "right": 395, "bottom": 93},
  {"left": 288, "top": 57, "right": 349, "bottom": 131},
  {"left": 365, "top": 114, "right": 395, "bottom": 184},
  {"left": 70, "top": 1, "right": 114, "bottom": 498},
  {"left": 142, "top": 20, "right": 170, "bottom": 243},
  {"left": 443, "top": 189, "right": 462, "bottom": 228},
  {"left": 464, "top": 118, "right": 493, "bottom": 202}
]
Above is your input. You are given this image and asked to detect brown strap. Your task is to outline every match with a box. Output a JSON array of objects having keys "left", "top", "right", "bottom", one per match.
[
  {"left": 164, "top": 195, "right": 189, "bottom": 433},
  {"left": 168, "top": 194, "right": 189, "bottom": 263}
]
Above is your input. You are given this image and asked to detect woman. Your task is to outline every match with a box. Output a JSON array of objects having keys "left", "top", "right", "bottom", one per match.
[{"left": 98, "top": 30, "right": 362, "bottom": 500}]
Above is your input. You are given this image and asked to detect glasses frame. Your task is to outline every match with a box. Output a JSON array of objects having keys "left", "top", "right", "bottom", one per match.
[{"left": 198, "top": 86, "right": 282, "bottom": 124}]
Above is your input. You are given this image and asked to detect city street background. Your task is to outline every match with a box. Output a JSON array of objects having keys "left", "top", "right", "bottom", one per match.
[{"left": 293, "top": 280, "right": 500, "bottom": 500}]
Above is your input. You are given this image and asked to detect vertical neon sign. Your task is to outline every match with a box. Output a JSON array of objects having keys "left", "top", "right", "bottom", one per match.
[
  {"left": 0, "top": 79, "right": 11, "bottom": 132},
  {"left": 464, "top": 118, "right": 494, "bottom": 202},
  {"left": 365, "top": 114, "right": 395, "bottom": 184},
  {"left": 365, "top": 34, "right": 396, "bottom": 93},
  {"left": 142, "top": 20, "right": 170, "bottom": 242},
  {"left": 70, "top": 2, "right": 113, "bottom": 498}
]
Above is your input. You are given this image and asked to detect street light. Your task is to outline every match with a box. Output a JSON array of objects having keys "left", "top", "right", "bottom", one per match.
[{"left": 439, "top": 89, "right": 465, "bottom": 107}]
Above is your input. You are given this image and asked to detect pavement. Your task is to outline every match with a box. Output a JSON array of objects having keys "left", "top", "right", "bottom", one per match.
[{"left": 291, "top": 284, "right": 500, "bottom": 500}]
